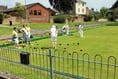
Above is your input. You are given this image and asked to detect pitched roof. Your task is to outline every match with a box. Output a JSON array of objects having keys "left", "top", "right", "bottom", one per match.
[
  {"left": 26, "top": 3, "right": 56, "bottom": 13},
  {"left": 26, "top": 3, "right": 47, "bottom": 9},
  {"left": 0, "top": 8, "right": 16, "bottom": 13},
  {"left": 0, "top": 3, "right": 57, "bottom": 13}
]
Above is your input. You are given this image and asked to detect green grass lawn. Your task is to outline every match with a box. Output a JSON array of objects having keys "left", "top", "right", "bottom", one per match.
[
  {"left": 0, "top": 25, "right": 118, "bottom": 79},
  {"left": 0, "top": 27, "right": 12, "bottom": 37}
]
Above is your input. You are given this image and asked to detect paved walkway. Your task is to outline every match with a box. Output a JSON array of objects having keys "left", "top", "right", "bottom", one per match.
[{"left": 0, "top": 23, "right": 104, "bottom": 40}]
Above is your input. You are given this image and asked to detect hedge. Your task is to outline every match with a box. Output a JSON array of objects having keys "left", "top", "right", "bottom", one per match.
[
  {"left": 106, "top": 22, "right": 118, "bottom": 26},
  {"left": 54, "top": 16, "right": 66, "bottom": 23},
  {"left": 0, "top": 13, "right": 4, "bottom": 24}
]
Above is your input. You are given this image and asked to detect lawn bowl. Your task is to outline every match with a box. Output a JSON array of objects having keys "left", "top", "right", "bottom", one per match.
[
  {"left": 80, "top": 49, "right": 83, "bottom": 51},
  {"left": 68, "top": 34, "right": 74, "bottom": 36},
  {"left": 41, "top": 47, "right": 44, "bottom": 49},
  {"left": 64, "top": 47, "right": 66, "bottom": 49},
  {"left": 77, "top": 43, "right": 79, "bottom": 45},
  {"left": 67, "top": 43, "right": 69, "bottom": 46},
  {"left": 68, "top": 53, "right": 72, "bottom": 55},
  {"left": 59, "top": 43, "right": 62, "bottom": 46},
  {"left": 34, "top": 47, "right": 37, "bottom": 49},
  {"left": 22, "top": 45, "right": 25, "bottom": 48},
  {"left": 35, "top": 41, "right": 37, "bottom": 43}
]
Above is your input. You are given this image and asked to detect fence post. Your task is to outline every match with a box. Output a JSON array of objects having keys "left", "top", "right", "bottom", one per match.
[{"left": 49, "top": 49, "right": 53, "bottom": 79}]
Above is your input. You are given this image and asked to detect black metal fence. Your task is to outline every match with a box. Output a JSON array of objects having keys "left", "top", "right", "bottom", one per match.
[{"left": 0, "top": 47, "right": 117, "bottom": 79}]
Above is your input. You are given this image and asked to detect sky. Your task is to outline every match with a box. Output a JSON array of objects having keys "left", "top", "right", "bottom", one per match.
[{"left": 0, "top": 0, "right": 117, "bottom": 11}]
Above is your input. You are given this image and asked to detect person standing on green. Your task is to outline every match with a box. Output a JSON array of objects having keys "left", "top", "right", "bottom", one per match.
[
  {"left": 12, "top": 27, "right": 21, "bottom": 49},
  {"left": 50, "top": 25, "right": 58, "bottom": 48}
]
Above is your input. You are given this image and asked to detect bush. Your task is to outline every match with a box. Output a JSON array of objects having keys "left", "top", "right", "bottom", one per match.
[
  {"left": 84, "top": 15, "right": 92, "bottom": 21},
  {"left": 106, "top": 22, "right": 118, "bottom": 26},
  {"left": 54, "top": 16, "right": 66, "bottom": 23},
  {"left": 0, "top": 13, "right": 4, "bottom": 24},
  {"left": 70, "top": 15, "right": 78, "bottom": 19},
  {"left": 108, "top": 16, "right": 115, "bottom": 21},
  {"left": 107, "top": 14, "right": 115, "bottom": 21}
]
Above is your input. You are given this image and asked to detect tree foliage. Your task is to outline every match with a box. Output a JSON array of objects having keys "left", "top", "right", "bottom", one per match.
[
  {"left": 112, "top": 8, "right": 118, "bottom": 19},
  {"left": 0, "top": 13, "right": 4, "bottom": 24},
  {"left": 84, "top": 15, "right": 93, "bottom": 21},
  {"left": 93, "top": 11, "right": 100, "bottom": 21},
  {"left": 49, "top": 0, "right": 75, "bottom": 12},
  {"left": 13, "top": 2, "right": 26, "bottom": 18},
  {"left": 54, "top": 16, "right": 66, "bottom": 23},
  {"left": 100, "top": 7, "right": 109, "bottom": 18}
]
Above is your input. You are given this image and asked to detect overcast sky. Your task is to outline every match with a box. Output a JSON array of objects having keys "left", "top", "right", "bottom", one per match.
[{"left": 0, "top": 0, "right": 117, "bottom": 11}]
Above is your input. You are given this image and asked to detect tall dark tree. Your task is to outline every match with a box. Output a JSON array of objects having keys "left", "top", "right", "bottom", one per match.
[
  {"left": 100, "top": 7, "right": 109, "bottom": 18},
  {"left": 49, "top": 0, "right": 76, "bottom": 12}
]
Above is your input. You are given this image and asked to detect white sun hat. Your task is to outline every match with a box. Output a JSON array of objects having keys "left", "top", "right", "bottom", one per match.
[{"left": 52, "top": 25, "right": 56, "bottom": 28}]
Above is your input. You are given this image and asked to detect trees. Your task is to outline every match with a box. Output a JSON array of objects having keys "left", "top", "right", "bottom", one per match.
[
  {"left": 84, "top": 15, "right": 93, "bottom": 21},
  {"left": 13, "top": 2, "right": 26, "bottom": 18},
  {"left": 49, "top": 0, "right": 75, "bottom": 13},
  {"left": 0, "top": 13, "right": 4, "bottom": 24},
  {"left": 100, "top": 7, "right": 109, "bottom": 18},
  {"left": 93, "top": 11, "right": 100, "bottom": 21},
  {"left": 112, "top": 8, "right": 118, "bottom": 19}
]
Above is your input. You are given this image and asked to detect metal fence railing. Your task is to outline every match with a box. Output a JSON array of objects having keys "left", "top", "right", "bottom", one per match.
[{"left": 0, "top": 47, "right": 117, "bottom": 79}]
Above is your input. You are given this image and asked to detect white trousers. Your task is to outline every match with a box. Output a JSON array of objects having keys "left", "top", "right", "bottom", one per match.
[
  {"left": 79, "top": 30, "right": 83, "bottom": 37},
  {"left": 66, "top": 30, "right": 69, "bottom": 35}
]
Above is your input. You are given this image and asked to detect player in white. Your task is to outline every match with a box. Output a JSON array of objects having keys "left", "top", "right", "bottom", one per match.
[
  {"left": 26, "top": 24, "right": 31, "bottom": 45},
  {"left": 62, "top": 23, "right": 69, "bottom": 35},
  {"left": 79, "top": 24, "right": 84, "bottom": 38},
  {"left": 66, "top": 23, "right": 69, "bottom": 35},
  {"left": 50, "top": 25, "right": 58, "bottom": 48},
  {"left": 12, "top": 27, "right": 21, "bottom": 49},
  {"left": 20, "top": 25, "right": 29, "bottom": 45}
]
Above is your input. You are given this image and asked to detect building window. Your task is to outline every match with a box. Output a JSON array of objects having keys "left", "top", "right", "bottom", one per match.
[
  {"left": 78, "top": 8, "right": 80, "bottom": 12},
  {"left": 34, "top": 10, "right": 37, "bottom": 15},
  {"left": 82, "top": 3, "right": 84, "bottom": 6},
  {"left": 29, "top": 10, "right": 33, "bottom": 15},
  {"left": 78, "top": 3, "right": 80, "bottom": 6},
  {"left": 38, "top": 10, "right": 41, "bottom": 15},
  {"left": 82, "top": 9, "right": 84, "bottom": 13}
]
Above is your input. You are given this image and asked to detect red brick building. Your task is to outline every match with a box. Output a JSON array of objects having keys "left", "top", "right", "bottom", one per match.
[
  {"left": 0, "top": 3, "right": 56, "bottom": 23},
  {"left": 26, "top": 3, "right": 56, "bottom": 23}
]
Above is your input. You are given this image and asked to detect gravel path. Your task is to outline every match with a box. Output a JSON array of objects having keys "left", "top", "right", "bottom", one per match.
[{"left": 0, "top": 23, "right": 104, "bottom": 40}]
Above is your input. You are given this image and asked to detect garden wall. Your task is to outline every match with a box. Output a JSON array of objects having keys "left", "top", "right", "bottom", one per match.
[
  {"left": 50, "top": 16, "right": 84, "bottom": 23},
  {"left": 2, "top": 16, "right": 26, "bottom": 24}
]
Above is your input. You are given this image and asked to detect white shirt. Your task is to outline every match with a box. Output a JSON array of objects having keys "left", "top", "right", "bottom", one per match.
[
  {"left": 22, "top": 28, "right": 28, "bottom": 35},
  {"left": 12, "top": 31, "right": 18, "bottom": 38},
  {"left": 50, "top": 28, "right": 57, "bottom": 37},
  {"left": 63, "top": 25, "right": 69, "bottom": 30},
  {"left": 26, "top": 27, "right": 30, "bottom": 36},
  {"left": 79, "top": 25, "right": 83, "bottom": 30},
  {"left": 66, "top": 25, "right": 69, "bottom": 30}
]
